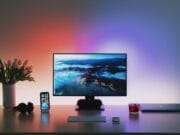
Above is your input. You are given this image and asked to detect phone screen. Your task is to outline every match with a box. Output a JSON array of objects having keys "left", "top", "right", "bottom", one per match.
[{"left": 40, "top": 92, "right": 50, "bottom": 110}]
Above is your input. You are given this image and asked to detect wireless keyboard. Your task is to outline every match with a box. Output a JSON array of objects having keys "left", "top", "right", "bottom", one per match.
[{"left": 68, "top": 116, "right": 106, "bottom": 122}]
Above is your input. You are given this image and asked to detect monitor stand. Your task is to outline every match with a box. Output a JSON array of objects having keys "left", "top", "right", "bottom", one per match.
[{"left": 76, "top": 96, "right": 104, "bottom": 111}]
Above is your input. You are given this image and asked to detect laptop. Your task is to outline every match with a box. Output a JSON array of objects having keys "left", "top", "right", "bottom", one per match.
[{"left": 141, "top": 104, "right": 180, "bottom": 112}]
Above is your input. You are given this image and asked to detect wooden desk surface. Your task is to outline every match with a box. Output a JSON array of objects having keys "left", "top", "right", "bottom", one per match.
[{"left": 0, "top": 105, "right": 180, "bottom": 134}]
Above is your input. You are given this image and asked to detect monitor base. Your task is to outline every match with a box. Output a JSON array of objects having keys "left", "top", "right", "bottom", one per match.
[{"left": 76, "top": 96, "right": 104, "bottom": 111}]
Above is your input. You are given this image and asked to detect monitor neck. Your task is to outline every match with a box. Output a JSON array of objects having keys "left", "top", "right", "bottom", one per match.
[{"left": 85, "top": 96, "right": 95, "bottom": 101}]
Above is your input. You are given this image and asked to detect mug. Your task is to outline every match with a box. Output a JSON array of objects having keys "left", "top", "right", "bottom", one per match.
[{"left": 129, "top": 103, "right": 140, "bottom": 114}]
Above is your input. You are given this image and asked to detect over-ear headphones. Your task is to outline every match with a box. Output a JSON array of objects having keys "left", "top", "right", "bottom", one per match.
[{"left": 14, "top": 102, "right": 34, "bottom": 114}]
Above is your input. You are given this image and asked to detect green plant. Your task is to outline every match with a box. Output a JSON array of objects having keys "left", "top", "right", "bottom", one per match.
[{"left": 0, "top": 59, "right": 34, "bottom": 84}]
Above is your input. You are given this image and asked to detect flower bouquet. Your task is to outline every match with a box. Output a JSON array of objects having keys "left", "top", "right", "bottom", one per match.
[
  {"left": 0, "top": 59, "right": 34, "bottom": 108},
  {"left": 0, "top": 59, "right": 34, "bottom": 84}
]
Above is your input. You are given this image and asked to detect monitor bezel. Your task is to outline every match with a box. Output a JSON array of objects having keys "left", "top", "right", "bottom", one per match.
[{"left": 53, "top": 53, "right": 127, "bottom": 97}]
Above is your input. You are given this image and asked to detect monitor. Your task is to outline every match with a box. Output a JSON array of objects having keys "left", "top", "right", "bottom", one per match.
[{"left": 53, "top": 53, "right": 127, "bottom": 109}]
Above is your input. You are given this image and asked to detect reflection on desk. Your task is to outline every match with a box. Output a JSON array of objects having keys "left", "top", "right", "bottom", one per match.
[{"left": 0, "top": 105, "right": 180, "bottom": 134}]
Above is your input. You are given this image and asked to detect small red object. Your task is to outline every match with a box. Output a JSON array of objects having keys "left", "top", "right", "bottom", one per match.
[{"left": 129, "top": 104, "right": 140, "bottom": 113}]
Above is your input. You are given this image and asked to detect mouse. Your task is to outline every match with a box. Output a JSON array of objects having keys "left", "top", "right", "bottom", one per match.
[{"left": 112, "top": 117, "right": 120, "bottom": 124}]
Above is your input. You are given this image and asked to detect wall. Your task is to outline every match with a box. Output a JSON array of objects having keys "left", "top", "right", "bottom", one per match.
[{"left": 0, "top": 0, "right": 180, "bottom": 105}]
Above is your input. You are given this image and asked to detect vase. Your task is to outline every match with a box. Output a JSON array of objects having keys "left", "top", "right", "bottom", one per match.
[{"left": 2, "top": 84, "right": 16, "bottom": 108}]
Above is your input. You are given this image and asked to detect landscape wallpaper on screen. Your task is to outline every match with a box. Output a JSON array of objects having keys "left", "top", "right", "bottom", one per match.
[{"left": 54, "top": 54, "right": 127, "bottom": 96}]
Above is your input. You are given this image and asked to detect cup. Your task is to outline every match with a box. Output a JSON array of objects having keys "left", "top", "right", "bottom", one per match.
[{"left": 129, "top": 103, "right": 140, "bottom": 114}]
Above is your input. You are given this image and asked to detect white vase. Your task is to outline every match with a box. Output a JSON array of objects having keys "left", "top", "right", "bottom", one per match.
[{"left": 2, "top": 84, "right": 16, "bottom": 108}]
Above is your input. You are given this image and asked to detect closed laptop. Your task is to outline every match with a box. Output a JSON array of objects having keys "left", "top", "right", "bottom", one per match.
[{"left": 141, "top": 104, "right": 180, "bottom": 112}]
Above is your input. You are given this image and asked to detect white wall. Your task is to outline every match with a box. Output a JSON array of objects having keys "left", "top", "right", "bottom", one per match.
[{"left": 0, "top": 0, "right": 180, "bottom": 105}]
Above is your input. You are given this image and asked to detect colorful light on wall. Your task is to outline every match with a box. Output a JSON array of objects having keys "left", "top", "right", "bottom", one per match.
[{"left": 0, "top": 0, "right": 180, "bottom": 105}]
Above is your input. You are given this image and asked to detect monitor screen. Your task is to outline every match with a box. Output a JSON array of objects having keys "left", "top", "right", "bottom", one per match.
[{"left": 53, "top": 53, "right": 127, "bottom": 96}]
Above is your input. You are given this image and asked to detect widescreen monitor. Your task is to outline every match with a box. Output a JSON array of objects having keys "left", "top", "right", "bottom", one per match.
[{"left": 53, "top": 53, "right": 127, "bottom": 97}]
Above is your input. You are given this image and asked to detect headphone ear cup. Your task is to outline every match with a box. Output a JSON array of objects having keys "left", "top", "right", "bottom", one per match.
[
  {"left": 18, "top": 103, "right": 27, "bottom": 114},
  {"left": 27, "top": 102, "right": 34, "bottom": 113}
]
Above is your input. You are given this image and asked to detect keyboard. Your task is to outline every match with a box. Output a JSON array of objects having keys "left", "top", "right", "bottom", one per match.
[
  {"left": 141, "top": 104, "right": 180, "bottom": 112},
  {"left": 68, "top": 116, "right": 106, "bottom": 122}
]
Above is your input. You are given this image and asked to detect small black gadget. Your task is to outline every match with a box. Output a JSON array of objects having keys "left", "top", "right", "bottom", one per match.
[
  {"left": 14, "top": 102, "right": 34, "bottom": 114},
  {"left": 40, "top": 92, "right": 50, "bottom": 111}
]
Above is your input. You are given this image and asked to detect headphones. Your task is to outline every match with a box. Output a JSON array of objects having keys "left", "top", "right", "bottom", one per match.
[{"left": 14, "top": 102, "right": 34, "bottom": 114}]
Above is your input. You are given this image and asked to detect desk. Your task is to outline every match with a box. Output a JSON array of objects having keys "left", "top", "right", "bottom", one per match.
[{"left": 0, "top": 105, "right": 180, "bottom": 134}]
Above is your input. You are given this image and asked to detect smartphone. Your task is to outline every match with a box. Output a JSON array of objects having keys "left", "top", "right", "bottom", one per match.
[{"left": 40, "top": 92, "right": 50, "bottom": 111}]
